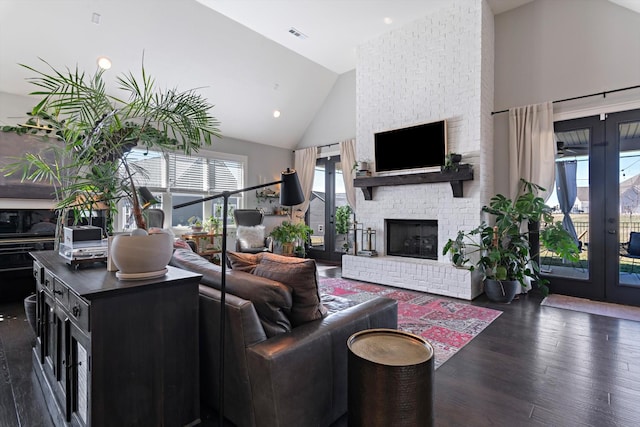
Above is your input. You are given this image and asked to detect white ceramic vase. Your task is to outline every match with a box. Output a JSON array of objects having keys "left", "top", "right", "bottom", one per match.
[{"left": 110, "top": 232, "right": 173, "bottom": 279}]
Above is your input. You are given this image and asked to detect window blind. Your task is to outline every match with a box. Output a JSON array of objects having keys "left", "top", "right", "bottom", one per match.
[{"left": 121, "top": 148, "right": 245, "bottom": 194}]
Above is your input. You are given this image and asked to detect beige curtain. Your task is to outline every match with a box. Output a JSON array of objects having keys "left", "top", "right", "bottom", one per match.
[
  {"left": 508, "top": 101, "right": 555, "bottom": 292},
  {"left": 293, "top": 146, "right": 318, "bottom": 219},
  {"left": 508, "top": 101, "right": 555, "bottom": 200},
  {"left": 339, "top": 139, "right": 357, "bottom": 209}
]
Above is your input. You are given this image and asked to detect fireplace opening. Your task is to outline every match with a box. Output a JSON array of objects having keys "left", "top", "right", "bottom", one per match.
[{"left": 386, "top": 219, "right": 438, "bottom": 260}]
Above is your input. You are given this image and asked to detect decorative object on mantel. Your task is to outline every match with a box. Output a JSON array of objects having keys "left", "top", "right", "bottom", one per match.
[
  {"left": 442, "top": 179, "right": 580, "bottom": 303},
  {"left": 0, "top": 58, "right": 220, "bottom": 276},
  {"left": 352, "top": 159, "right": 372, "bottom": 177},
  {"left": 353, "top": 167, "right": 474, "bottom": 200},
  {"left": 442, "top": 152, "right": 462, "bottom": 172}
]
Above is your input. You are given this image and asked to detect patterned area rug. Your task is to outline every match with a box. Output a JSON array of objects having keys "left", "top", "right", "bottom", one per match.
[{"left": 319, "top": 277, "right": 502, "bottom": 369}]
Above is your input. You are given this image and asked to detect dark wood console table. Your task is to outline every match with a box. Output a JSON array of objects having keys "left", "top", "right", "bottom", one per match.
[
  {"left": 30, "top": 251, "right": 202, "bottom": 427},
  {"left": 353, "top": 167, "right": 473, "bottom": 200}
]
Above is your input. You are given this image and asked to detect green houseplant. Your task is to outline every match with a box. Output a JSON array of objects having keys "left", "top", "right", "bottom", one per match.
[
  {"left": 335, "top": 205, "right": 353, "bottom": 252},
  {"left": 269, "top": 221, "right": 313, "bottom": 256},
  {"left": 442, "top": 152, "right": 462, "bottom": 171},
  {"left": 1, "top": 58, "right": 220, "bottom": 276},
  {"left": 2, "top": 58, "right": 220, "bottom": 236},
  {"left": 443, "top": 179, "right": 580, "bottom": 302}
]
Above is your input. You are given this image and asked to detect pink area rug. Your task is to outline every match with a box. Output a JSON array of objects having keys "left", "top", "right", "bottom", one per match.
[{"left": 319, "top": 277, "right": 502, "bottom": 369}]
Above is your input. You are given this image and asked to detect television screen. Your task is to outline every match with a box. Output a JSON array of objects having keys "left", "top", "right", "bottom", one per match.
[{"left": 374, "top": 120, "right": 447, "bottom": 172}]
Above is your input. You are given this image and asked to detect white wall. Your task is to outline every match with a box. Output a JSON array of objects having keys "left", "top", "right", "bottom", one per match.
[
  {"left": 297, "top": 70, "right": 356, "bottom": 148},
  {"left": 493, "top": 0, "right": 640, "bottom": 195}
]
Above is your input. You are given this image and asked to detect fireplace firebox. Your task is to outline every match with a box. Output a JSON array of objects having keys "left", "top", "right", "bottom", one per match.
[{"left": 386, "top": 219, "right": 438, "bottom": 260}]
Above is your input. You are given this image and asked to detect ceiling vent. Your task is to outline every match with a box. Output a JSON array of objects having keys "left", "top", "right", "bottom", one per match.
[{"left": 288, "top": 27, "right": 308, "bottom": 40}]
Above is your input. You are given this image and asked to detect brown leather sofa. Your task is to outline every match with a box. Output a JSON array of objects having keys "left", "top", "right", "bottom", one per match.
[{"left": 169, "top": 249, "right": 398, "bottom": 427}]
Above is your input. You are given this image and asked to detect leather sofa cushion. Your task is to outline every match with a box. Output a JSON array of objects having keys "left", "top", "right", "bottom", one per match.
[
  {"left": 226, "top": 250, "right": 260, "bottom": 273},
  {"left": 169, "top": 249, "right": 292, "bottom": 336},
  {"left": 253, "top": 253, "right": 328, "bottom": 326}
]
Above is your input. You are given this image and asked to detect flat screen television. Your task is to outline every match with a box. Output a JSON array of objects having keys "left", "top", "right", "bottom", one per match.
[{"left": 374, "top": 119, "right": 447, "bottom": 173}]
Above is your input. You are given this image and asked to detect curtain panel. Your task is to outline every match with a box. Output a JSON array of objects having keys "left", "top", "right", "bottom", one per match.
[
  {"left": 340, "top": 139, "right": 357, "bottom": 209},
  {"left": 293, "top": 146, "right": 318, "bottom": 219},
  {"left": 508, "top": 101, "right": 555, "bottom": 201}
]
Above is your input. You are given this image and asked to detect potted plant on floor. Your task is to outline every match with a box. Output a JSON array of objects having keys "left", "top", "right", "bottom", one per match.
[
  {"left": 269, "top": 220, "right": 313, "bottom": 256},
  {"left": 443, "top": 179, "right": 580, "bottom": 302},
  {"left": 335, "top": 205, "right": 353, "bottom": 253},
  {"left": 1, "top": 58, "right": 220, "bottom": 276}
]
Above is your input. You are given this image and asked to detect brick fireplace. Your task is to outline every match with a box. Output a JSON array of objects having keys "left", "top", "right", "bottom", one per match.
[
  {"left": 341, "top": 1, "right": 494, "bottom": 300},
  {"left": 386, "top": 219, "right": 438, "bottom": 260}
]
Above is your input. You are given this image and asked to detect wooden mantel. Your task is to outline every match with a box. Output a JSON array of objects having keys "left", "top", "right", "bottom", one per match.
[{"left": 353, "top": 166, "right": 474, "bottom": 200}]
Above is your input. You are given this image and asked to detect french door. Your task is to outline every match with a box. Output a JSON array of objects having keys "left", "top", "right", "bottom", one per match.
[
  {"left": 306, "top": 156, "right": 349, "bottom": 263},
  {"left": 545, "top": 109, "right": 640, "bottom": 306}
]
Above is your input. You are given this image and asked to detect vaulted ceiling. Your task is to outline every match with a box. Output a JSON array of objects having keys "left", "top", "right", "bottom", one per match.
[{"left": 0, "top": 1, "right": 637, "bottom": 150}]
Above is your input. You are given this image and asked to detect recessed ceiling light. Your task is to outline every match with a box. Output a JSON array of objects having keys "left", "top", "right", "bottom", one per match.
[
  {"left": 97, "top": 56, "right": 112, "bottom": 70},
  {"left": 273, "top": 110, "right": 281, "bottom": 118},
  {"left": 384, "top": 17, "right": 393, "bottom": 25}
]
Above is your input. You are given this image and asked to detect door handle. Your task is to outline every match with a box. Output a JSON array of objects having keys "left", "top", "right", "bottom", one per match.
[{"left": 608, "top": 229, "right": 616, "bottom": 234}]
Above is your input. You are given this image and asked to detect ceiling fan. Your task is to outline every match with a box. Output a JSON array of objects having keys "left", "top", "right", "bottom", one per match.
[{"left": 556, "top": 140, "right": 588, "bottom": 157}]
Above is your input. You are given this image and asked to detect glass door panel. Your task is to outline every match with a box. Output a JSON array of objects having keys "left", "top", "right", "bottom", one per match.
[
  {"left": 307, "top": 156, "right": 346, "bottom": 262},
  {"left": 548, "top": 109, "right": 640, "bottom": 306},
  {"left": 333, "top": 161, "right": 349, "bottom": 253},
  {"left": 309, "top": 164, "right": 327, "bottom": 252},
  {"left": 608, "top": 112, "right": 640, "bottom": 305},
  {"left": 544, "top": 115, "right": 606, "bottom": 301},
  {"left": 618, "top": 147, "right": 640, "bottom": 287},
  {"left": 542, "top": 131, "right": 590, "bottom": 281}
]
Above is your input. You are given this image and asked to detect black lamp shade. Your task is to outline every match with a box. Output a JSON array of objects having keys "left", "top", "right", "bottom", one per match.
[
  {"left": 280, "top": 168, "right": 304, "bottom": 206},
  {"left": 139, "top": 187, "right": 160, "bottom": 209}
]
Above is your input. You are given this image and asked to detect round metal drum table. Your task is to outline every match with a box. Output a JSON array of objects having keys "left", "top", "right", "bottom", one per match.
[{"left": 347, "top": 328, "right": 434, "bottom": 427}]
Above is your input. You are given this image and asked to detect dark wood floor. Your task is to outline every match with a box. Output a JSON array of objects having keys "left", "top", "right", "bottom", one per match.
[{"left": 2, "top": 264, "right": 640, "bottom": 427}]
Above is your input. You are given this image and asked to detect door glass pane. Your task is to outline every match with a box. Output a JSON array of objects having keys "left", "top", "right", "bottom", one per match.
[
  {"left": 334, "top": 161, "right": 350, "bottom": 253},
  {"left": 309, "top": 165, "right": 326, "bottom": 250},
  {"left": 542, "top": 129, "right": 590, "bottom": 279},
  {"left": 618, "top": 120, "right": 640, "bottom": 286}
]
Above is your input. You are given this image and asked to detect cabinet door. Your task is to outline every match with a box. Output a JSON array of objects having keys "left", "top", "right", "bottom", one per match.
[
  {"left": 68, "top": 324, "right": 90, "bottom": 427},
  {"left": 55, "top": 307, "right": 71, "bottom": 421},
  {"left": 35, "top": 288, "right": 51, "bottom": 363},
  {"left": 43, "top": 292, "right": 56, "bottom": 375}
]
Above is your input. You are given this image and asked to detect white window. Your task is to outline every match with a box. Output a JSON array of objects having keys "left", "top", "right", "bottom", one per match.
[{"left": 119, "top": 148, "right": 246, "bottom": 230}]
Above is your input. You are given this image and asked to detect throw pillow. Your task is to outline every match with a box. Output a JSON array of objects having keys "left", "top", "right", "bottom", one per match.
[
  {"left": 226, "top": 251, "right": 262, "bottom": 273},
  {"left": 173, "top": 238, "right": 193, "bottom": 251},
  {"left": 253, "top": 253, "right": 327, "bottom": 326},
  {"left": 236, "top": 225, "right": 266, "bottom": 250}
]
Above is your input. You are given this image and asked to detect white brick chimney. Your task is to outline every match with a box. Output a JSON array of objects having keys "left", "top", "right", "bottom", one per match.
[{"left": 342, "top": 0, "right": 495, "bottom": 300}]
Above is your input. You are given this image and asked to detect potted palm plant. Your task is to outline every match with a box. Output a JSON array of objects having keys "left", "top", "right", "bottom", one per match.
[
  {"left": 443, "top": 179, "right": 580, "bottom": 302},
  {"left": 1, "top": 58, "right": 220, "bottom": 276},
  {"left": 269, "top": 221, "right": 313, "bottom": 256}
]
